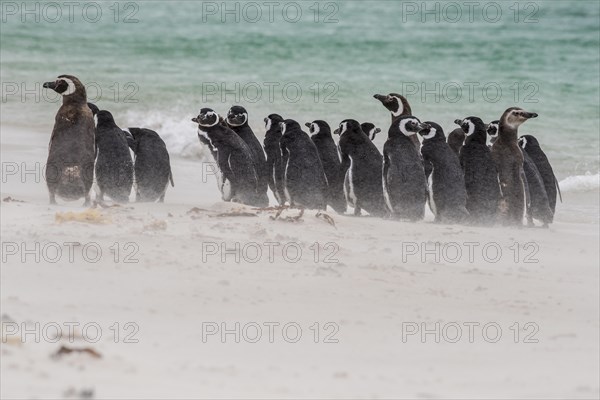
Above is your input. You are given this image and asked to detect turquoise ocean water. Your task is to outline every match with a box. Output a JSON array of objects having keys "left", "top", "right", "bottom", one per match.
[{"left": 1, "top": 0, "right": 599, "bottom": 183}]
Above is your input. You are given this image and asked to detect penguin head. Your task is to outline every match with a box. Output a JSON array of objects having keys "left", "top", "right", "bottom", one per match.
[
  {"left": 305, "top": 120, "right": 331, "bottom": 136},
  {"left": 486, "top": 120, "right": 500, "bottom": 138},
  {"left": 279, "top": 119, "right": 301, "bottom": 135},
  {"left": 43, "top": 75, "right": 84, "bottom": 98},
  {"left": 96, "top": 110, "right": 117, "bottom": 128},
  {"left": 397, "top": 115, "right": 424, "bottom": 137},
  {"left": 360, "top": 122, "right": 381, "bottom": 140},
  {"left": 334, "top": 119, "right": 361, "bottom": 137},
  {"left": 501, "top": 107, "right": 538, "bottom": 130},
  {"left": 454, "top": 116, "right": 485, "bottom": 136},
  {"left": 87, "top": 102, "right": 99, "bottom": 115},
  {"left": 226, "top": 105, "right": 248, "bottom": 127},
  {"left": 418, "top": 121, "right": 445, "bottom": 141},
  {"left": 518, "top": 135, "right": 540, "bottom": 151},
  {"left": 373, "top": 93, "right": 411, "bottom": 117},
  {"left": 264, "top": 113, "right": 283, "bottom": 132},
  {"left": 192, "top": 108, "right": 220, "bottom": 130}
]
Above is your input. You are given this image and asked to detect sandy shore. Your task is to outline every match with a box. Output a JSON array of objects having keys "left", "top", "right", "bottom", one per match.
[{"left": 1, "top": 125, "right": 599, "bottom": 399}]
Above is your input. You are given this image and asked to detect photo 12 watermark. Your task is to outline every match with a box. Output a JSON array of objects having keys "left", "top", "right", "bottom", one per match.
[
  {"left": 201, "top": 321, "right": 340, "bottom": 343},
  {"left": 1, "top": 81, "right": 140, "bottom": 104},
  {"left": 200, "top": 241, "right": 340, "bottom": 264},
  {"left": 201, "top": 81, "right": 339, "bottom": 104},
  {"left": 2, "top": 321, "right": 140, "bottom": 344},
  {"left": 400, "top": 81, "right": 540, "bottom": 104},
  {"left": 399, "top": 2, "right": 540, "bottom": 24},
  {"left": 400, "top": 241, "right": 540, "bottom": 264},
  {"left": 1, "top": 1, "right": 140, "bottom": 24},
  {"left": 401, "top": 321, "right": 540, "bottom": 343},
  {"left": 196, "top": 1, "right": 340, "bottom": 23},
  {"left": 1, "top": 241, "right": 140, "bottom": 264}
]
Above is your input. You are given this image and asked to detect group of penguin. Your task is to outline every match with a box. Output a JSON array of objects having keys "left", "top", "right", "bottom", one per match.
[
  {"left": 43, "top": 75, "right": 173, "bottom": 206},
  {"left": 193, "top": 94, "right": 561, "bottom": 227},
  {"left": 43, "top": 75, "right": 561, "bottom": 228}
]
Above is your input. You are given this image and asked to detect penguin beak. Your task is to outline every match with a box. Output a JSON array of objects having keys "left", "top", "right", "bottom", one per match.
[
  {"left": 523, "top": 112, "right": 538, "bottom": 119},
  {"left": 333, "top": 128, "right": 340, "bottom": 135},
  {"left": 374, "top": 128, "right": 381, "bottom": 134},
  {"left": 417, "top": 122, "right": 431, "bottom": 132},
  {"left": 43, "top": 81, "right": 57, "bottom": 90},
  {"left": 304, "top": 122, "right": 311, "bottom": 128},
  {"left": 191, "top": 117, "right": 199, "bottom": 123},
  {"left": 373, "top": 94, "right": 386, "bottom": 102},
  {"left": 454, "top": 119, "right": 463, "bottom": 126}
]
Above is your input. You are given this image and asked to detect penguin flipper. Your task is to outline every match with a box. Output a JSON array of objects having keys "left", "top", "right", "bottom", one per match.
[
  {"left": 555, "top": 175, "right": 563, "bottom": 203},
  {"left": 169, "top": 171, "right": 175, "bottom": 187}
]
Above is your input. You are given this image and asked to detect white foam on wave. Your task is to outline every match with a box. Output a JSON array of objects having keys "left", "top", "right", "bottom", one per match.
[
  {"left": 123, "top": 109, "right": 212, "bottom": 160},
  {"left": 559, "top": 173, "right": 600, "bottom": 192}
]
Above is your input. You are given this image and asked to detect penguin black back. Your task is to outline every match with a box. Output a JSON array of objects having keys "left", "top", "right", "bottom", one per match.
[
  {"left": 336, "top": 119, "right": 386, "bottom": 217},
  {"left": 279, "top": 119, "right": 328, "bottom": 209},
  {"left": 455, "top": 116, "right": 500, "bottom": 224},
  {"left": 419, "top": 121, "right": 468, "bottom": 223},
  {"left": 128, "top": 127, "right": 174, "bottom": 203},
  {"left": 226, "top": 105, "right": 269, "bottom": 206},
  {"left": 447, "top": 128, "right": 466, "bottom": 156},
  {"left": 307, "top": 120, "right": 346, "bottom": 214},
  {"left": 94, "top": 110, "right": 134, "bottom": 203},
  {"left": 263, "top": 114, "right": 286, "bottom": 205},
  {"left": 382, "top": 115, "right": 428, "bottom": 221},
  {"left": 519, "top": 134, "right": 562, "bottom": 215}
]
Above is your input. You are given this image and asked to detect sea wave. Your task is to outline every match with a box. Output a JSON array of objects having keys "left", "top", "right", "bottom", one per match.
[{"left": 559, "top": 173, "right": 600, "bottom": 192}]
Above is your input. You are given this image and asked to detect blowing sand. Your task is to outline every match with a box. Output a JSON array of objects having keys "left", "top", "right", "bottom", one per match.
[{"left": 1, "top": 125, "right": 599, "bottom": 399}]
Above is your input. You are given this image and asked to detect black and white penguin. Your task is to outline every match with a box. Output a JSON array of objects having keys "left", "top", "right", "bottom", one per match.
[
  {"left": 306, "top": 120, "right": 347, "bottom": 214},
  {"left": 263, "top": 114, "right": 286, "bottom": 205},
  {"left": 373, "top": 93, "right": 420, "bottom": 148},
  {"left": 491, "top": 107, "right": 538, "bottom": 226},
  {"left": 93, "top": 109, "right": 134, "bottom": 203},
  {"left": 486, "top": 120, "right": 500, "bottom": 146},
  {"left": 279, "top": 119, "right": 328, "bottom": 209},
  {"left": 192, "top": 108, "right": 265, "bottom": 207},
  {"left": 447, "top": 128, "right": 465, "bottom": 156},
  {"left": 518, "top": 145, "right": 553, "bottom": 227},
  {"left": 226, "top": 105, "right": 269, "bottom": 206},
  {"left": 519, "top": 135, "right": 562, "bottom": 215},
  {"left": 419, "top": 121, "right": 469, "bottom": 223},
  {"left": 43, "top": 75, "right": 95, "bottom": 206},
  {"left": 455, "top": 116, "right": 500, "bottom": 224},
  {"left": 335, "top": 119, "right": 387, "bottom": 217},
  {"left": 382, "top": 115, "right": 429, "bottom": 221},
  {"left": 127, "top": 127, "right": 174, "bottom": 203},
  {"left": 360, "top": 122, "right": 381, "bottom": 141}
]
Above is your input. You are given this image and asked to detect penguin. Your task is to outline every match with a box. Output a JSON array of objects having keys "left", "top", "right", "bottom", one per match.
[
  {"left": 127, "top": 127, "right": 174, "bottom": 203},
  {"left": 334, "top": 119, "right": 387, "bottom": 217},
  {"left": 93, "top": 109, "right": 134, "bottom": 203},
  {"left": 519, "top": 134, "right": 562, "bottom": 215},
  {"left": 454, "top": 116, "right": 501, "bottom": 224},
  {"left": 43, "top": 75, "right": 95, "bottom": 206},
  {"left": 486, "top": 120, "right": 500, "bottom": 146},
  {"left": 373, "top": 93, "right": 420, "bottom": 148},
  {"left": 382, "top": 115, "right": 429, "bottom": 221},
  {"left": 419, "top": 122, "right": 469, "bottom": 223},
  {"left": 263, "top": 114, "right": 286, "bottom": 205},
  {"left": 305, "top": 120, "right": 347, "bottom": 214},
  {"left": 279, "top": 119, "right": 328, "bottom": 209},
  {"left": 192, "top": 108, "right": 265, "bottom": 207},
  {"left": 447, "top": 128, "right": 465, "bottom": 156},
  {"left": 226, "top": 105, "right": 269, "bottom": 206},
  {"left": 518, "top": 144, "right": 554, "bottom": 227},
  {"left": 491, "top": 107, "right": 538, "bottom": 226},
  {"left": 360, "top": 122, "right": 381, "bottom": 141}
]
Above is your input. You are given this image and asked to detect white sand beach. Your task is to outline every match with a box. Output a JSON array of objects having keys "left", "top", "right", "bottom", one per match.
[{"left": 1, "top": 125, "right": 598, "bottom": 399}]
